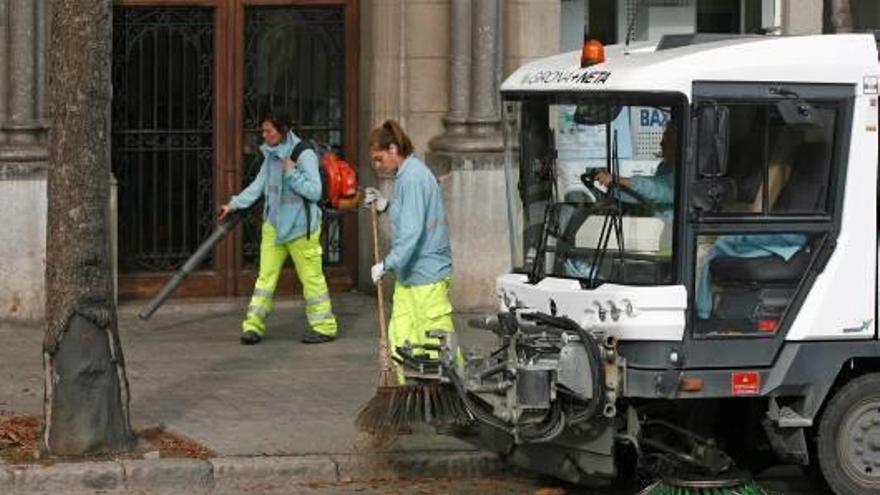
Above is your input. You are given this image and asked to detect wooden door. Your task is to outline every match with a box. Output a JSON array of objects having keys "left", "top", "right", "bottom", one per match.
[{"left": 111, "top": 0, "right": 358, "bottom": 300}]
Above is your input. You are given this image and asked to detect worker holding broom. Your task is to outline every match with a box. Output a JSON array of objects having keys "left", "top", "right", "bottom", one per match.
[
  {"left": 362, "top": 120, "right": 455, "bottom": 383},
  {"left": 218, "top": 114, "right": 338, "bottom": 346}
]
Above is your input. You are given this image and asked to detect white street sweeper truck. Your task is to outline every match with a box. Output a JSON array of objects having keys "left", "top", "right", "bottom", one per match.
[{"left": 395, "top": 33, "right": 880, "bottom": 494}]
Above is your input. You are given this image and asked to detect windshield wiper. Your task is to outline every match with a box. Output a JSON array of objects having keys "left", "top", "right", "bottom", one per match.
[{"left": 587, "top": 129, "right": 627, "bottom": 287}]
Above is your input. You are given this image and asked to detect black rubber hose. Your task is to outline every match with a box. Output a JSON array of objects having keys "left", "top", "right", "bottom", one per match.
[
  {"left": 448, "top": 369, "right": 515, "bottom": 435},
  {"left": 448, "top": 364, "right": 566, "bottom": 443},
  {"left": 518, "top": 402, "right": 567, "bottom": 443},
  {"left": 446, "top": 311, "right": 602, "bottom": 442},
  {"left": 520, "top": 312, "right": 605, "bottom": 424}
]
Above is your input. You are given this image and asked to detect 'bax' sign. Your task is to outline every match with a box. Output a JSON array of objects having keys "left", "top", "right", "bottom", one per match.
[{"left": 520, "top": 68, "right": 611, "bottom": 86}]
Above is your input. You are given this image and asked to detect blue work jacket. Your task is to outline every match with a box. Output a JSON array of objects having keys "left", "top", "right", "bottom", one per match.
[
  {"left": 621, "top": 161, "right": 675, "bottom": 218},
  {"left": 229, "top": 131, "right": 322, "bottom": 244},
  {"left": 384, "top": 156, "right": 453, "bottom": 286}
]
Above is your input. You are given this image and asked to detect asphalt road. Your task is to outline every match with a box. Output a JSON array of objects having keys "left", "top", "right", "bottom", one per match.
[{"left": 285, "top": 466, "right": 828, "bottom": 494}]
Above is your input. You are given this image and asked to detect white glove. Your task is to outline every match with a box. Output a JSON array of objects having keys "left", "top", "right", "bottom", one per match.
[
  {"left": 363, "top": 187, "right": 388, "bottom": 213},
  {"left": 371, "top": 262, "right": 385, "bottom": 284}
]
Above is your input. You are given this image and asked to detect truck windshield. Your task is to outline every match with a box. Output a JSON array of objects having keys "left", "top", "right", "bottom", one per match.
[{"left": 503, "top": 94, "right": 684, "bottom": 287}]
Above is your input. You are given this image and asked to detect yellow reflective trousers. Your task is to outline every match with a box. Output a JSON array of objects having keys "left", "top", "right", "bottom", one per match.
[
  {"left": 242, "top": 222, "right": 337, "bottom": 337},
  {"left": 388, "top": 278, "right": 455, "bottom": 383}
]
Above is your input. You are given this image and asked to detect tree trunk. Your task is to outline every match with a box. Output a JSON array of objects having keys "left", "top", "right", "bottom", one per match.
[
  {"left": 829, "top": 0, "right": 853, "bottom": 33},
  {"left": 44, "top": 0, "right": 134, "bottom": 455}
]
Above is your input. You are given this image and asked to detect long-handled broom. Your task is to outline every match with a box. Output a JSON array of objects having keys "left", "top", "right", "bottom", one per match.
[
  {"left": 354, "top": 202, "right": 469, "bottom": 438},
  {"left": 353, "top": 203, "right": 399, "bottom": 435}
]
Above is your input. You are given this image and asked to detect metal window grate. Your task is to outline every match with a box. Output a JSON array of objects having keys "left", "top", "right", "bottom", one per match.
[
  {"left": 111, "top": 7, "right": 215, "bottom": 273},
  {"left": 242, "top": 6, "right": 346, "bottom": 267}
]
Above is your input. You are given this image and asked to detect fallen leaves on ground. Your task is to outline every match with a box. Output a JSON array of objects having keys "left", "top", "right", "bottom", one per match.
[
  {"left": 0, "top": 414, "right": 40, "bottom": 462},
  {"left": 1, "top": 415, "right": 212, "bottom": 463},
  {"left": 138, "top": 426, "right": 212, "bottom": 459},
  {"left": 535, "top": 488, "right": 567, "bottom": 495}
]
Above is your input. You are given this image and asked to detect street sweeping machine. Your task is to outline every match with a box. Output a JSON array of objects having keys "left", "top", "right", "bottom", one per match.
[{"left": 395, "top": 34, "right": 880, "bottom": 494}]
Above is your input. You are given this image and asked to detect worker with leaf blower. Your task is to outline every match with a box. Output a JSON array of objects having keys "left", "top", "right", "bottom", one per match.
[
  {"left": 218, "top": 114, "right": 338, "bottom": 345},
  {"left": 363, "top": 120, "right": 455, "bottom": 383}
]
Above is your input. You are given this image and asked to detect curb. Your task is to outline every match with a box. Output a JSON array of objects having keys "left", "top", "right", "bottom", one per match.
[
  {"left": 1, "top": 465, "right": 13, "bottom": 492},
  {"left": 121, "top": 458, "right": 213, "bottom": 494},
  {"left": 8, "top": 461, "right": 125, "bottom": 494},
  {"left": 211, "top": 456, "right": 338, "bottom": 495},
  {"left": 2, "top": 450, "right": 503, "bottom": 494},
  {"left": 333, "top": 451, "right": 502, "bottom": 479}
]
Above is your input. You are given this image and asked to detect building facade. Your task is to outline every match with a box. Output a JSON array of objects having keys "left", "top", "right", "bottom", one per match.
[{"left": 0, "top": 0, "right": 875, "bottom": 322}]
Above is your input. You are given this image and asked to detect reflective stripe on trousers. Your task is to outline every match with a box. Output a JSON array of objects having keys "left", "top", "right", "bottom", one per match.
[
  {"left": 388, "top": 278, "right": 455, "bottom": 384},
  {"left": 243, "top": 221, "right": 338, "bottom": 336}
]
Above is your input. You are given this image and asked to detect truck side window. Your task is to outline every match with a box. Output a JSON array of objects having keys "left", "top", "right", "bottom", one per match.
[
  {"left": 691, "top": 99, "right": 840, "bottom": 336},
  {"left": 694, "top": 232, "right": 817, "bottom": 336},
  {"left": 694, "top": 103, "right": 836, "bottom": 216}
]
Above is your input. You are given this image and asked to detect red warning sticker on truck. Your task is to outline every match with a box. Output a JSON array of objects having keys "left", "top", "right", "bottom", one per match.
[{"left": 732, "top": 372, "right": 760, "bottom": 395}]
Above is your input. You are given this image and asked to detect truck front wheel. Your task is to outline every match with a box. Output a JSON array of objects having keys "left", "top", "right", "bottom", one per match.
[{"left": 817, "top": 373, "right": 880, "bottom": 494}]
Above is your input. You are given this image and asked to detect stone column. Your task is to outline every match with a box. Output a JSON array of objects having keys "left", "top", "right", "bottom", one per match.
[
  {"left": 0, "top": 0, "right": 8, "bottom": 144},
  {"left": 424, "top": 0, "right": 506, "bottom": 311},
  {"left": 428, "top": 0, "right": 502, "bottom": 157},
  {"left": 428, "top": 0, "right": 471, "bottom": 152},
  {"left": 0, "top": 0, "right": 49, "bottom": 324},
  {"left": 466, "top": 0, "right": 502, "bottom": 150},
  {"left": 781, "top": 0, "right": 822, "bottom": 35},
  {"left": 5, "top": 0, "right": 44, "bottom": 144},
  {"left": 357, "top": 0, "right": 406, "bottom": 293}
]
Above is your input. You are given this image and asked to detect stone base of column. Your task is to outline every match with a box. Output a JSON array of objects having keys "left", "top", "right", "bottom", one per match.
[
  {"left": 426, "top": 150, "right": 509, "bottom": 311},
  {"left": 4, "top": 121, "right": 46, "bottom": 142},
  {"left": 0, "top": 142, "right": 48, "bottom": 323},
  {"left": 425, "top": 150, "right": 504, "bottom": 176},
  {"left": 427, "top": 132, "right": 504, "bottom": 157},
  {"left": 0, "top": 143, "right": 48, "bottom": 180}
]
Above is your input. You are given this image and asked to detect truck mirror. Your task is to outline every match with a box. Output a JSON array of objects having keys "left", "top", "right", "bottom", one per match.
[
  {"left": 691, "top": 177, "right": 736, "bottom": 212},
  {"left": 573, "top": 102, "right": 621, "bottom": 125},
  {"left": 696, "top": 103, "right": 730, "bottom": 177},
  {"left": 775, "top": 99, "right": 820, "bottom": 126}
]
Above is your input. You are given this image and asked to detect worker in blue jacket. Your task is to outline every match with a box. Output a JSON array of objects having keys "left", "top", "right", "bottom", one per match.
[
  {"left": 594, "top": 122, "right": 677, "bottom": 216},
  {"left": 362, "top": 120, "right": 455, "bottom": 383},
  {"left": 219, "top": 115, "right": 338, "bottom": 345},
  {"left": 564, "top": 123, "right": 678, "bottom": 279}
]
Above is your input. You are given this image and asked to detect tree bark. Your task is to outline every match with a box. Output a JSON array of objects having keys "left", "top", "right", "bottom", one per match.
[
  {"left": 829, "top": 0, "right": 853, "bottom": 33},
  {"left": 44, "top": 0, "right": 134, "bottom": 455}
]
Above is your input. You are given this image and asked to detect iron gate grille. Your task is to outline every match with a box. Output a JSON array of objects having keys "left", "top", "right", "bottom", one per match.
[
  {"left": 242, "top": 6, "right": 346, "bottom": 268},
  {"left": 111, "top": 7, "right": 215, "bottom": 273}
]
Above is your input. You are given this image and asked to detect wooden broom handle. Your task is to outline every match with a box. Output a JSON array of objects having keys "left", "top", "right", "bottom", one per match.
[
  {"left": 370, "top": 201, "right": 397, "bottom": 388},
  {"left": 370, "top": 203, "right": 387, "bottom": 333}
]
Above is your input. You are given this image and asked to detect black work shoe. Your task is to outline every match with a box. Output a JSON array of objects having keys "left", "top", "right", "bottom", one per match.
[
  {"left": 240, "top": 330, "right": 262, "bottom": 345},
  {"left": 301, "top": 330, "right": 336, "bottom": 344}
]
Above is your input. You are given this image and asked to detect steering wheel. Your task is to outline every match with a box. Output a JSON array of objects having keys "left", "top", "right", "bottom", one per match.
[
  {"left": 579, "top": 169, "right": 653, "bottom": 209},
  {"left": 579, "top": 170, "right": 609, "bottom": 201}
]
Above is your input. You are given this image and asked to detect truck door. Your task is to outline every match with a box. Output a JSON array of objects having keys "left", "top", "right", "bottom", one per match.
[{"left": 681, "top": 82, "right": 857, "bottom": 368}]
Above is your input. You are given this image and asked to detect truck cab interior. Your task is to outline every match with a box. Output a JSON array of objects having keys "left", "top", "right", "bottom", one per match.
[{"left": 691, "top": 99, "right": 838, "bottom": 336}]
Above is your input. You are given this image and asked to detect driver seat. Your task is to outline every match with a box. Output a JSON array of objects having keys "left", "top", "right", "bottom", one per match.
[{"left": 709, "top": 141, "right": 830, "bottom": 285}]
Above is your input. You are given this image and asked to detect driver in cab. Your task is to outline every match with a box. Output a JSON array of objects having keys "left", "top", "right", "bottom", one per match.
[
  {"left": 561, "top": 122, "right": 677, "bottom": 281},
  {"left": 593, "top": 122, "right": 677, "bottom": 216}
]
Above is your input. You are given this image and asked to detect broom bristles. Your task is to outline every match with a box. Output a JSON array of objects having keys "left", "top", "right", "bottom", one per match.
[
  {"left": 354, "top": 382, "right": 471, "bottom": 442},
  {"left": 639, "top": 479, "right": 774, "bottom": 495}
]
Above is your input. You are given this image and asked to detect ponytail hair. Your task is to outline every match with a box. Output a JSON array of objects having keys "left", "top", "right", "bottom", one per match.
[{"left": 368, "top": 120, "right": 413, "bottom": 157}]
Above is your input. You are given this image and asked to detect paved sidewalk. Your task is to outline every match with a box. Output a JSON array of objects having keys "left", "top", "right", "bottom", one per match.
[
  {"left": 0, "top": 294, "right": 828, "bottom": 494},
  {"left": 1, "top": 292, "right": 506, "bottom": 493}
]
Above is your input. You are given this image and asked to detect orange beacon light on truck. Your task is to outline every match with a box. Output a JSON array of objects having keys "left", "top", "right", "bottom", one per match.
[{"left": 581, "top": 39, "right": 605, "bottom": 68}]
